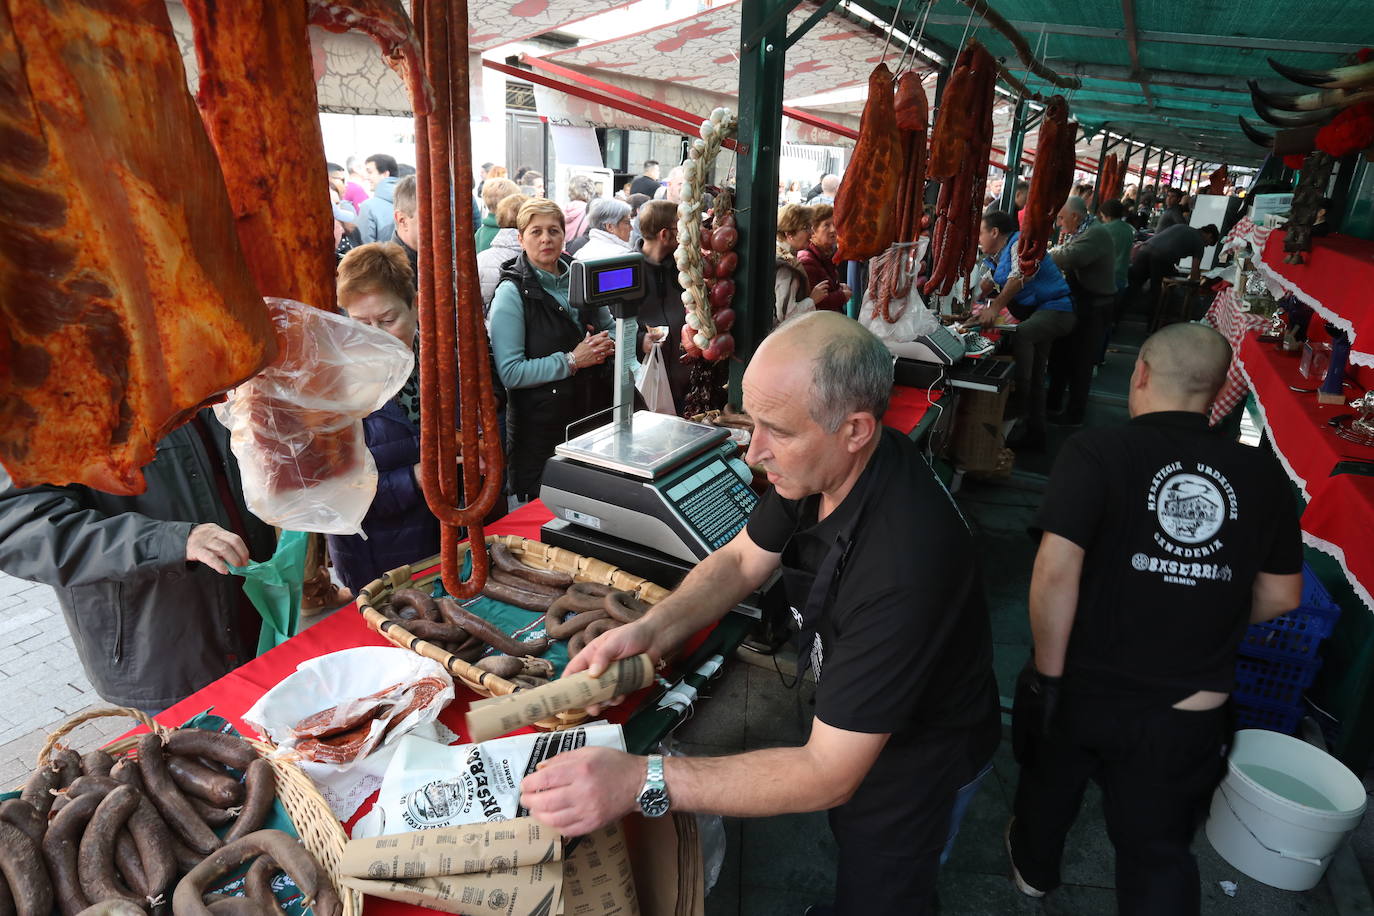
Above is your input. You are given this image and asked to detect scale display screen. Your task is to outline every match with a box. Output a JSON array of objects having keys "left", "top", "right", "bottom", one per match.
[
  {"left": 595, "top": 267, "right": 636, "bottom": 294},
  {"left": 662, "top": 458, "right": 756, "bottom": 550}
]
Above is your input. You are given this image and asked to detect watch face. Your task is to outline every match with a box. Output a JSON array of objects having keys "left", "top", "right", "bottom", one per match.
[{"left": 638, "top": 787, "right": 670, "bottom": 818}]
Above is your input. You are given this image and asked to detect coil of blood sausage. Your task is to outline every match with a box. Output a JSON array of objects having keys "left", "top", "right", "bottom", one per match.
[
  {"left": 834, "top": 64, "right": 903, "bottom": 262},
  {"left": 1018, "top": 95, "right": 1076, "bottom": 279}
]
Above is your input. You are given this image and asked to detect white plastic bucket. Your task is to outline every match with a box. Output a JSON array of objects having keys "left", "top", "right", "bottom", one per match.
[{"left": 1205, "top": 729, "right": 1367, "bottom": 891}]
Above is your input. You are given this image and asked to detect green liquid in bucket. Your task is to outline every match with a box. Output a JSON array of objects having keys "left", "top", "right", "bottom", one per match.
[{"left": 1239, "top": 764, "right": 1337, "bottom": 811}]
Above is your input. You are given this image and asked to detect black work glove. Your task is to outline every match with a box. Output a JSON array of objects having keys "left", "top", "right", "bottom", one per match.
[{"left": 1011, "top": 659, "right": 1062, "bottom": 765}]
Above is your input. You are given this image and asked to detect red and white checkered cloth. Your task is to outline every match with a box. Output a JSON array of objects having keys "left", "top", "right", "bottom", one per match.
[
  {"left": 1222, "top": 216, "right": 1275, "bottom": 256},
  {"left": 1206, "top": 283, "right": 1268, "bottom": 425}
]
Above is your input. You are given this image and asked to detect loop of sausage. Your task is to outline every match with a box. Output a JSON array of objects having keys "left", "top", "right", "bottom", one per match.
[
  {"left": 603, "top": 590, "right": 650, "bottom": 624},
  {"left": 223, "top": 760, "right": 276, "bottom": 844},
  {"left": 437, "top": 597, "right": 550, "bottom": 656},
  {"left": 167, "top": 755, "right": 245, "bottom": 808},
  {"left": 68, "top": 776, "right": 176, "bottom": 900},
  {"left": 164, "top": 730, "right": 258, "bottom": 773},
  {"left": 479, "top": 578, "right": 558, "bottom": 612},
  {"left": 489, "top": 543, "right": 573, "bottom": 589},
  {"left": 545, "top": 595, "right": 610, "bottom": 639},
  {"left": 172, "top": 831, "right": 334, "bottom": 916},
  {"left": 42, "top": 795, "right": 100, "bottom": 916},
  {"left": 389, "top": 588, "right": 441, "bottom": 622}
]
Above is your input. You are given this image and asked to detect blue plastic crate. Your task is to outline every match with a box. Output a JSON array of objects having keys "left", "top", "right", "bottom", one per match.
[
  {"left": 1234, "top": 698, "right": 1303, "bottom": 735},
  {"left": 1238, "top": 564, "right": 1342, "bottom": 662},
  {"left": 1233, "top": 655, "right": 1322, "bottom": 708}
]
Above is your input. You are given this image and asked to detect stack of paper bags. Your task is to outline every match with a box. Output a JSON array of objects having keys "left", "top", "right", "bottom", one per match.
[{"left": 339, "top": 817, "right": 639, "bottom": 915}]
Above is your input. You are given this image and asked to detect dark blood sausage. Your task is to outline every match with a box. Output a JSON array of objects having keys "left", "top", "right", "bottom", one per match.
[
  {"left": 2, "top": 815, "right": 54, "bottom": 916},
  {"left": 489, "top": 542, "right": 573, "bottom": 589},
  {"left": 76, "top": 785, "right": 143, "bottom": 906},
  {"left": 242, "top": 856, "right": 278, "bottom": 911},
  {"left": 167, "top": 755, "right": 245, "bottom": 808},
  {"left": 603, "top": 590, "right": 650, "bottom": 624},
  {"left": 21, "top": 758, "right": 72, "bottom": 816},
  {"left": 224, "top": 760, "right": 276, "bottom": 844},
  {"left": 0, "top": 799, "right": 45, "bottom": 842},
  {"left": 136, "top": 734, "right": 220, "bottom": 856},
  {"left": 545, "top": 595, "right": 609, "bottom": 639},
  {"left": 474, "top": 655, "right": 524, "bottom": 678},
  {"left": 479, "top": 577, "right": 556, "bottom": 612},
  {"left": 190, "top": 796, "right": 239, "bottom": 828},
  {"left": 80, "top": 751, "right": 114, "bottom": 779},
  {"left": 42, "top": 794, "right": 101, "bottom": 916},
  {"left": 167, "top": 836, "right": 203, "bottom": 876},
  {"left": 389, "top": 588, "right": 441, "bottom": 622},
  {"left": 51, "top": 749, "right": 83, "bottom": 789},
  {"left": 172, "top": 830, "right": 331, "bottom": 916},
  {"left": 113, "top": 834, "right": 147, "bottom": 899},
  {"left": 67, "top": 776, "right": 177, "bottom": 901},
  {"left": 438, "top": 597, "right": 549, "bottom": 655},
  {"left": 204, "top": 898, "right": 264, "bottom": 916},
  {"left": 489, "top": 567, "right": 563, "bottom": 598},
  {"left": 76, "top": 902, "right": 149, "bottom": 916},
  {"left": 164, "top": 730, "right": 258, "bottom": 773},
  {"left": 393, "top": 617, "right": 470, "bottom": 643}
]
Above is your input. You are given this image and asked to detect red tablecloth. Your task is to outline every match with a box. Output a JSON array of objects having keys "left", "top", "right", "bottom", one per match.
[
  {"left": 1238, "top": 334, "right": 1374, "bottom": 612},
  {"left": 1260, "top": 230, "right": 1374, "bottom": 368},
  {"left": 885, "top": 384, "right": 945, "bottom": 435}
]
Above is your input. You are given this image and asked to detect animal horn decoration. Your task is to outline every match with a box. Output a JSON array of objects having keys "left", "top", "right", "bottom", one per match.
[
  {"left": 1248, "top": 78, "right": 1374, "bottom": 115},
  {"left": 1238, "top": 116, "right": 1274, "bottom": 148},
  {"left": 1267, "top": 55, "right": 1374, "bottom": 90}
]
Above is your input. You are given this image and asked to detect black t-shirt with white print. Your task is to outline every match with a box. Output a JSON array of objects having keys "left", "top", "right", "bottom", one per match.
[
  {"left": 1034, "top": 410, "right": 1303, "bottom": 702},
  {"left": 746, "top": 428, "right": 999, "bottom": 746}
]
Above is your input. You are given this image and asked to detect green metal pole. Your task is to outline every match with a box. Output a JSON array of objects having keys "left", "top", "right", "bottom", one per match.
[
  {"left": 729, "top": 0, "right": 790, "bottom": 405},
  {"left": 997, "top": 97, "right": 1028, "bottom": 213}
]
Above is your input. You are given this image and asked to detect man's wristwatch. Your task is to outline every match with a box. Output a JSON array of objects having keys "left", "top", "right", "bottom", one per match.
[{"left": 635, "top": 754, "right": 670, "bottom": 818}]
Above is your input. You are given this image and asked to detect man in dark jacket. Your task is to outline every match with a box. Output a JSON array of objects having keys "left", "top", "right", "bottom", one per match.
[{"left": 0, "top": 411, "right": 276, "bottom": 712}]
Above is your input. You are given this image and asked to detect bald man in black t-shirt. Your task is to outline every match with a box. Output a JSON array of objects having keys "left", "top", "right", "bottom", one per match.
[{"left": 1007, "top": 323, "right": 1303, "bottom": 916}]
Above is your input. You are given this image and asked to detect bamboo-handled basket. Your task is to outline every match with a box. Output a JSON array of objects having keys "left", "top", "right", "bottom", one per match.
[
  {"left": 32, "top": 707, "right": 362, "bottom": 916},
  {"left": 357, "top": 534, "right": 671, "bottom": 729}
]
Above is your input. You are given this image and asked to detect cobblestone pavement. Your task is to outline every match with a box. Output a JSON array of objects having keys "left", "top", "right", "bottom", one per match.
[{"left": 0, "top": 570, "right": 124, "bottom": 787}]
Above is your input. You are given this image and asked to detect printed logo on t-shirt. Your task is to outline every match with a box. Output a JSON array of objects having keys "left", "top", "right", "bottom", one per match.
[
  {"left": 788, "top": 605, "right": 825, "bottom": 679},
  {"left": 1138, "top": 461, "right": 1240, "bottom": 586}
]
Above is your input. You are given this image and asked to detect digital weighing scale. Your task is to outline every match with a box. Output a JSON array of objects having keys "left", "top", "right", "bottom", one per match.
[{"left": 538, "top": 254, "right": 759, "bottom": 565}]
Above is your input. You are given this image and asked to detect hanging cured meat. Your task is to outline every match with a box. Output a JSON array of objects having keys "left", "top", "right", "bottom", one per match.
[
  {"left": 1097, "top": 152, "right": 1123, "bottom": 205},
  {"left": 0, "top": 0, "right": 276, "bottom": 495},
  {"left": 1017, "top": 94, "right": 1076, "bottom": 279},
  {"left": 873, "top": 70, "right": 929, "bottom": 323},
  {"left": 834, "top": 64, "right": 903, "bottom": 262},
  {"left": 922, "top": 40, "right": 996, "bottom": 297}
]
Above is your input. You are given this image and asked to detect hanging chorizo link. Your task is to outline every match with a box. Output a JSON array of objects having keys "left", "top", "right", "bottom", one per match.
[
  {"left": 413, "top": 0, "right": 505, "bottom": 598},
  {"left": 1018, "top": 95, "right": 1076, "bottom": 278}
]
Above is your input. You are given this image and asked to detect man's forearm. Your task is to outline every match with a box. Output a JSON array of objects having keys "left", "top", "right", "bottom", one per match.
[
  {"left": 665, "top": 746, "right": 853, "bottom": 817},
  {"left": 992, "top": 276, "right": 1025, "bottom": 312},
  {"left": 642, "top": 548, "right": 764, "bottom": 657},
  {"left": 1029, "top": 571, "right": 1079, "bottom": 677}
]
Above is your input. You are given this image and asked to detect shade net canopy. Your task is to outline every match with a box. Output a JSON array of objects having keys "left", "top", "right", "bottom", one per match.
[{"left": 864, "top": 0, "right": 1374, "bottom": 167}]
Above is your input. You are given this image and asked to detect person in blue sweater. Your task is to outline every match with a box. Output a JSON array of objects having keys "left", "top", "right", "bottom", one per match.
[
  {"left": 327, "top": 243, "right": 440, "bottom": 593},
  {"left": 972, "top": 209, "right": 1077, "bottom": 451},
  {"left": 488, "top": 198, "right": 615, "bottom": 503}
]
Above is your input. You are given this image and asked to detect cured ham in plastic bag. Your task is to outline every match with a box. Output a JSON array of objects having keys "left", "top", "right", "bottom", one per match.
[{"left": 214, "top": 298, "right": 414, "bottom": 535}]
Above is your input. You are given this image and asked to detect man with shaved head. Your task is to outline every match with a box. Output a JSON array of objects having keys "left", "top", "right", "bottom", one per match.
[
  {"left": 521, "top": 312, "right": 1000, "bottom": 915},
  {"left": 1007, "top": 322, "right": 1304, "bottom": 915}
]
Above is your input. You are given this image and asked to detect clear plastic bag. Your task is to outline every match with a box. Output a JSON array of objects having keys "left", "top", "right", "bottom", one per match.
[
  {"left": 861, "top": 239, "right": 939, "bottom": 343},
  {"left": 215, "top": 298, "right": 414, "bottom": 535}
]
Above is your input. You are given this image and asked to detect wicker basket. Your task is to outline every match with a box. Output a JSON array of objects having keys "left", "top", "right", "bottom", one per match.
[
  {"left": 35, "top": 707, "right": 361, "bottom": 916},
  {"left": 357, "top": 534, "right": 669, "bottom": 729}
]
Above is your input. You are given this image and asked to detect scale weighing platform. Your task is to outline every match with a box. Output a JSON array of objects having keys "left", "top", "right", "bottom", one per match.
[{"left": 539, "top": 410, "right": 757, "bottom": 564}]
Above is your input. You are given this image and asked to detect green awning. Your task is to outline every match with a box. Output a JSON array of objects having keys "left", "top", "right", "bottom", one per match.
[{"left": 863, "top": 0, "right": 1374, "bottom": 167}]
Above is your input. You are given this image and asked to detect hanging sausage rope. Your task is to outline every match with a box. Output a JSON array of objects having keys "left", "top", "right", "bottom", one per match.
[{"left": 413, "top": 0, "right": 505, "bottom": 598}]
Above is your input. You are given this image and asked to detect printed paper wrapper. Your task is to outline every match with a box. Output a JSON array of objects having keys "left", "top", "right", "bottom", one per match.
[{"left": 466, "top": 655, "right": 656, "bottom": 742}]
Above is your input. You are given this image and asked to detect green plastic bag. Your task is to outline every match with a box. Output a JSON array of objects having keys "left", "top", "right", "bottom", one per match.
[{"left": 230, "top": 529, "right": 309, "bottom": 656}]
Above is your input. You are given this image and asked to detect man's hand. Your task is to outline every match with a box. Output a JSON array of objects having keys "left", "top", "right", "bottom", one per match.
[
  {"left": 520, "top": 747, "right": 644, "bottom": 835},
  {"left": 975, "top": 306, "right": 1000, "bottom": 329},
  {"left": 186, "top": 523, "right": 249, "bottom": 574},
  {"left": 562, "top": 619, "right": 659, "bottom": 714}
]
